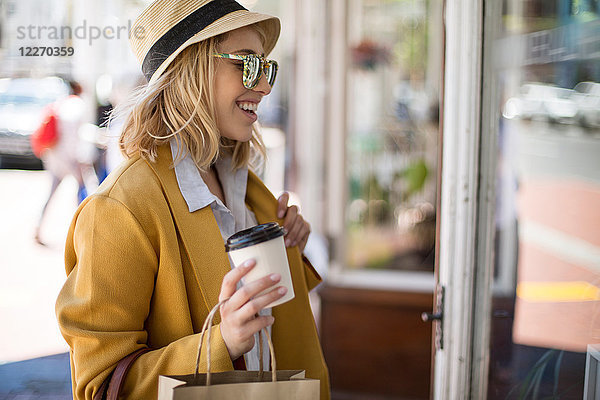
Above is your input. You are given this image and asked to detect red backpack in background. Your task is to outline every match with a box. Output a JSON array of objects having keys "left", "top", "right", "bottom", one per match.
[{"left": 30, "top": 103, "right": 59, "bottom": 158}]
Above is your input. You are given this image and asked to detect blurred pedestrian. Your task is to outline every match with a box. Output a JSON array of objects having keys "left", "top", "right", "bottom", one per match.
[
  {"left": 35, "top": 80, "right": 87, "bottom": 245},
  {"left": 55, "top": 1, "right": 329, "bottom": 399}
]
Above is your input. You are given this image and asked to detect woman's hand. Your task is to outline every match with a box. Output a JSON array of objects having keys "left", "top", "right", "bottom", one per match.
[
  {"left": 277, "top": 192, "right": 311, "bottom": 253},
  {"left": 218, "top": 259, "right": 287, "bottom": 361}
]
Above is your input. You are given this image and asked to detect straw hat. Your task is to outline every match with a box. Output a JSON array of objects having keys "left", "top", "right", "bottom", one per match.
[{"left": 130, "top": 0, "right": 281, "bottom": 85}]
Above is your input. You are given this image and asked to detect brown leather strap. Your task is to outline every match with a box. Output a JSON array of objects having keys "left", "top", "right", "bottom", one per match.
[
  {"left": 93, "top": 377, "right": 109, "bottom": 400},
  {"left": 106, "top": 348, "right": 149, "bottom": 400},
  {"left": 94, "top": 348, "right": 150, "bottom": 400}
]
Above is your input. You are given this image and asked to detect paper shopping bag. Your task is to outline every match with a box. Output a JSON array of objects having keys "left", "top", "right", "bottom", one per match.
[
  {"left": 158, "top": 299, "right": 320, "bottom": 399},
  {"left": 158, "top": 370, "right": 319, "bottom": 399}
]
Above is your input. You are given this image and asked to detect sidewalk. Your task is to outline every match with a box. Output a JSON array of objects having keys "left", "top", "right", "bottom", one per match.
[
  {"left": 0, "top": 353, "right": 71, "bottom": 399},
  {"left": 0, "top": 170, "right": 76, "bottom": 399}
]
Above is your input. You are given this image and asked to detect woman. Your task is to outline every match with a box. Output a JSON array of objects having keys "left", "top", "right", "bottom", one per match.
[{"left": 55, "top": 1, "right": 330, "bottom": 399}]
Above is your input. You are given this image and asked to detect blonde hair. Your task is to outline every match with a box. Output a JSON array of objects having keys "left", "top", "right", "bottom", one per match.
[{"left": 111, "top": 26, "right": 268, "bottom": 172}]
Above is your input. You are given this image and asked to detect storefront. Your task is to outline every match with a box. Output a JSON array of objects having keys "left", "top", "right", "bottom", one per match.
[{"left": 267, "top": 0, "right": 600, "bottom": 399}]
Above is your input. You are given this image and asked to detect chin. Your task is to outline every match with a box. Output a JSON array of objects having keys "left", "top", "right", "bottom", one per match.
[
  {"left": 236, "top": 129, "right": 254, "bottom": 142},
  {"left": 222, "top": 130, "right": 253, "bottom": 143}
]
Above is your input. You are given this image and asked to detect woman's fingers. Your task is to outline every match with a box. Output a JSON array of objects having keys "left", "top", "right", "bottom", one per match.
[
  {"left": 243, "top": 314, "right": 276, "bottom": 339},
  {"left": 224, "top": 314, "right": 275, "bottom": 357},
  {"left": 285, "top": 221, "right": 302, "bottom": 247},
  {"left": 277, "top": 192, "right": 290, "bottom": 219},
  {"left": 237, "top": 285, "right": 287, "bottom": 322},
  {"left": 227, "top": 287, "right": 285, "bottom": 346},
  {"left": 219, "top": 265, "right": 286, "bottom": 360},
  {"left": 282, "top": 204, "right": 298, "bottom": 230},
  {"left": 284, "top": 211, "right": 310, "bottom": 249},
  {"left": 297, "top": 222, "right": 311, "bottom": 252},
  {"left": 276, "top": 192, "right": 312, "bottom": 250},
  {"left": 282, "top": 205, "right": 299, "bottom": 242},
  {"left": 225, "top": 272, "right": 282, "bottom": 312},
  {"left": 219, "top": 259, "right": 255, "bottom": 302}
]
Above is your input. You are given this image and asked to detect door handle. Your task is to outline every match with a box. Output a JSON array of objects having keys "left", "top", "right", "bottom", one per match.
[
  {"left": 421, "top": 311, "right": 443, "bottom": 322},
  {"left": 422, "top": 285, "right": 444, "bottom": 350}
]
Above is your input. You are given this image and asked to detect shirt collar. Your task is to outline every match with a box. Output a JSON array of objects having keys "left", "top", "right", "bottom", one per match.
[
  {"left": 216, "top": 154, "right": 249, "bottom": 221},
  {"left": 169, "top": 139, "right": 248, "bottom": 213}
]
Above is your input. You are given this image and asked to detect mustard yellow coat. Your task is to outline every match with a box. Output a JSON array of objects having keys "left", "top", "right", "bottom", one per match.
[{"left": 56, "top": 145, "right": 330, "bottom": 399}]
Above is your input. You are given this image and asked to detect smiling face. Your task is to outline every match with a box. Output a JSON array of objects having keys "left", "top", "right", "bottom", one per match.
[{"left": 214, "top": 26, "right": 272, "bottom": 142}]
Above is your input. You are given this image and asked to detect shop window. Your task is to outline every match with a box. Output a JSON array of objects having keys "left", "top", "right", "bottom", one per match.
[
  {"left": 486, "top": 1, "right": 600, "bottom": 397},
  {"left": 343, "top": 0, "right": 442, "bottom": 273}
]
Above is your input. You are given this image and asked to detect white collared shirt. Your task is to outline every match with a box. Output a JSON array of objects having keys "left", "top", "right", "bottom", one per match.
[{"left": 169, "top": 139, "right": 271, "bottom": 371}]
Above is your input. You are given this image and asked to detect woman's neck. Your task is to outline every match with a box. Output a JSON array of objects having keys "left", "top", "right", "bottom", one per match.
[{"left": 200, "top": 165, "right": 226, "bottom": 205}]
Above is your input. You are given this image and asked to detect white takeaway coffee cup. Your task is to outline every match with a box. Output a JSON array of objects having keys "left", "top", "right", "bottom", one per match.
[{"left": 225, "top": 222, "right": 295, "bottom": 308}]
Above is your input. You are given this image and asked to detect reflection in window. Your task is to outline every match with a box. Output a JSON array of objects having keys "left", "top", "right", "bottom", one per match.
[
  {"left": 488, "top": 1, "right": 600, "bottom": 398},
  {"left": 345, "top": 0, "right": 442, "bottom": 272}
]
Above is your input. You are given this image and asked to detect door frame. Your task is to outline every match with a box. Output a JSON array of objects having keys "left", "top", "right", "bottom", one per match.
[{"left": 433, "top": 0, "right": 499, "bottom": 397}]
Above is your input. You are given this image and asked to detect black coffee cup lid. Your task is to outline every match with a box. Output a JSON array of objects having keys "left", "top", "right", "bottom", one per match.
[{"left": 225, "top": 222, "right": 286, "bottom": 252}]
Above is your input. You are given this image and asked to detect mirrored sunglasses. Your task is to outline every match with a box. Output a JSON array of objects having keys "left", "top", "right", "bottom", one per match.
[{"left": 213, "top": 53, "right": 278, "bottom": 90}]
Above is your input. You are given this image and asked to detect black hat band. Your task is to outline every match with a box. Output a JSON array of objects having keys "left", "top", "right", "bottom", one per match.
[{"left": 142, "top": 0, "right": 247, "bottom": 82}]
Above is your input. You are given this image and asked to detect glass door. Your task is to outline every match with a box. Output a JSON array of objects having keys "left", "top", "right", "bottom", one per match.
[
  {"left": 433, "top": 0, "right": 600, "bottom": 398},
  {"left": 484, "top": 1, "right": 600, "bottom": 398}
]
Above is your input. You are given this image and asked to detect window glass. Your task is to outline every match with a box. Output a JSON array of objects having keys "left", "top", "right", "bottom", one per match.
[
  {"left": 487, "top": 1, "right": 600, "bottom": 398},
  {"left": 345, "top": 0, "right": 443, "bottom": 272}
]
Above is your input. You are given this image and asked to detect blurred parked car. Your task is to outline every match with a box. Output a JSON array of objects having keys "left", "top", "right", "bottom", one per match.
[
  {"left": 0, "top": 77, "right": 70, "bottom": 169},
  {"left": 503, "top": 83, "right": 578, "bottom": 124},
  {"left": 572, "top": 81, "right": 600, "bottom": 128}
]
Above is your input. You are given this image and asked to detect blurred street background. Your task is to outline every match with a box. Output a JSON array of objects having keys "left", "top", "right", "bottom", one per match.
[
  {"left": 0, "top": 171, "right": 75, "bottom": 361},
  {"left": 0, "top": 171, "right": 76, "bottom": 398}
]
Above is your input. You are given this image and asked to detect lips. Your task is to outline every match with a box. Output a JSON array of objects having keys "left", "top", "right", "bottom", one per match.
[
  {"left": 236, "top": 101, "right": 259, "bottom": 122},
  {"left": 237, "top": 105, "right": 257, "bottom": 122}
]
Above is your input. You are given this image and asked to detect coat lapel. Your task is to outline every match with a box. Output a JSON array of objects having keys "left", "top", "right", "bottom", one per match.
[
  {"left": 245, "top": 170, "right": 279, "bottom": 223},
  {"left": 147, "top": 145, "right": 231, "bottom": 314}
]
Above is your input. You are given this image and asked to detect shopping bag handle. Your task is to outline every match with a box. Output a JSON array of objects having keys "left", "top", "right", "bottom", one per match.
[{"left": 194, "top": 298, "right": 277, "bottom": 385}]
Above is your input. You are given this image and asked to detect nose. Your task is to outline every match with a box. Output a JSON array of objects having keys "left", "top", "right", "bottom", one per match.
[{"left": 252, "top": 69, "right": 272, "bottom": 96}]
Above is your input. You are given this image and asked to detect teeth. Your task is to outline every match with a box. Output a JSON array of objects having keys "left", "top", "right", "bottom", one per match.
[{"left": 237, "top": 102, "right": 258, "bottom": 112}]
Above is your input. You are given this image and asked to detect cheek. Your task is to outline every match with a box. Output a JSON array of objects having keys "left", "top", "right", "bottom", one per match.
[
  {"left": 214, "top": 88, "right": 232, "bottom": 119},
  {"left": 216, "top": 64, "right": 243, "bottom": 90},
  {"left": 215, "top": 78, "right": 242, "bottom": 113}
]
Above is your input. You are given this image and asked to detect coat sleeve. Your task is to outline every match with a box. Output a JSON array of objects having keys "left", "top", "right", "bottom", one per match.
[{"left": 56, "top": 195, "right": 233, "bottom": 400}]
